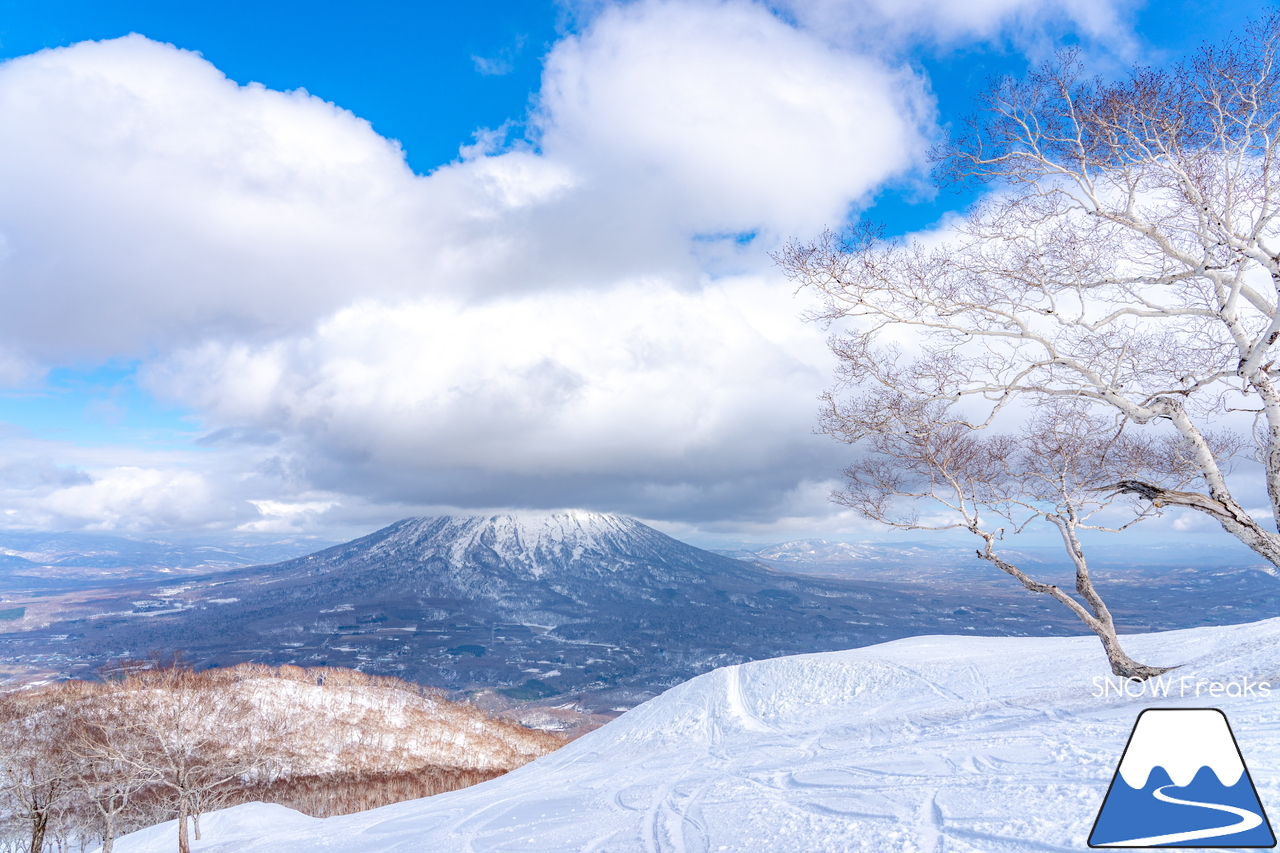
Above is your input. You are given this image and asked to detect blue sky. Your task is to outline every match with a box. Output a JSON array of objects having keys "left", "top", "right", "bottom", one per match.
[
  {"left": 0, "top": 1, "right": 560, "bottom": 174},
  {"left": 0, "top": 0, "right": 1269, "bottom": 543}
]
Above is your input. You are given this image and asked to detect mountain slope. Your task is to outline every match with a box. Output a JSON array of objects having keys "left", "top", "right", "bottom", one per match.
[
  {"left": 106, "top": 617, "right": 1280, "bottom": 852},
  {"left": 269, "top": 512, "right": 767, "bottom": 609}
]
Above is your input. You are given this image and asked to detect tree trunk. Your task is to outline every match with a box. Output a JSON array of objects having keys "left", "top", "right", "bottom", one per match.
[
  {"left": 1053, "top": 516, "right": 1176, "bottom": 680},
  {"left": 1095, "top": 623, "right": 1172, "bottom": 679},
  {"left": 975, "top": 525, "right": 1174, "bottom": 680},
  {"left": 177, "top": 798, "right": 190, "bottom": 853},
  {"left": 101, "top": 811, "right": 115, "bottom": 853},
  {"left": 29, "top": 811, "right": 48, "bottom": 853},
  {"left": 193, "top": 810, "right": 201, "bottom": 841}
]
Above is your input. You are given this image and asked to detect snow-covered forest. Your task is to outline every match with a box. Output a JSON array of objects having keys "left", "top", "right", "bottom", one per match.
[{"left": 0, "top": 662, "right": 564, "bottom": 852}]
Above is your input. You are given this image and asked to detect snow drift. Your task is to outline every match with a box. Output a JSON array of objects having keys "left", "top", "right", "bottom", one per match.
[{"left": 108, "top": 618, "right": 1280, "bottom": 852}]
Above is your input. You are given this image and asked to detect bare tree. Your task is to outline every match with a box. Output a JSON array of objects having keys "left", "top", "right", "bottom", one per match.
[
  {"left": 67, "top": 691, "right": 157, "bottom": 853},
  {"left": 107, "top": 662, "right": 283, "bottom": 853},
  {"left": 0, "top": 688, "right": 77, "bottom": 853},
  {"left": 842, "top": 392, "right": 1213, "bottom": 675},
  {"left": 780, "top": 15, "right": 1280, "bottom": 572}
]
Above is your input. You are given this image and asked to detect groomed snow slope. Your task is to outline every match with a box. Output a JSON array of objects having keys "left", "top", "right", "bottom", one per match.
[{"left": 110, "top": 619, "right": 1280, "bottom": 852}]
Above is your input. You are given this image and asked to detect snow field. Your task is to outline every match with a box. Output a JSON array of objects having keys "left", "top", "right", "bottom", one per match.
[{"left": 109, "top": 618, "right": 1280, "bottom": 852}]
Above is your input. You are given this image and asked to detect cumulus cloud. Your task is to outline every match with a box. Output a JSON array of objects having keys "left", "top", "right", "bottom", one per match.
[
  {"left": 0, "top": 429, "right": 356, "bottom": 535},
  {"left": 535, "top": 0, "right": 929, "bottom": 237},
  {"left": 0, "top": 448, "right": 238, "bottom": 533},
  {"left": 0, "top": 0, "right": 1139, "bottom": 535},
  {"left": 35, "top": 467, "right": 219, "bottom": 530},
  {"left": 0, "top": 35, "right": 431, "bottom": 359},
  {"left": 0, "top": 8, "right": 926, "bottom": 355}
]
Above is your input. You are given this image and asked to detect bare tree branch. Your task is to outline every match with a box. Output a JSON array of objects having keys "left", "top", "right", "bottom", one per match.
[{"left": 780, "top": 15, "right": 1280, "bottom": 575}]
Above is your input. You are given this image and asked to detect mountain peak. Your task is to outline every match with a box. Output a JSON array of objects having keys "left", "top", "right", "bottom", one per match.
[{"left": 361, "top": 512, "right": 683, "bottom": 581}]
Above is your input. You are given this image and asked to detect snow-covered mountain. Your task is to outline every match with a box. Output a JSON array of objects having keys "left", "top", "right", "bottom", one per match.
[
  {"left": 106, "top": 617, "right": 1280, "bottom": 852},
  {"left": 1116, "top": 709, "right": 1245, "bottom": 789},
  {"left": 288, "top": 511, "right": 768, "bottom": 602},
  {"left": 352, "top": 512, "right": 694, "bottom": 581},
  {"left": 43, "top": 512, "right": 1119, "bottom": 712}
]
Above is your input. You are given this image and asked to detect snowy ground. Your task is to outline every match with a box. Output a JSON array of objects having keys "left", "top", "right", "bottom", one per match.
[{"left": 108, "top": 618, "right": 1280, "bottom": 852}]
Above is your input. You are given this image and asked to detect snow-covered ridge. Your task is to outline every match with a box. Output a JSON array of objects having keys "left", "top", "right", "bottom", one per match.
[
  {"left": 110, "top": 618, "right": 1280, "bottom": 852},
  {"left": 223, "top": 664, "right": 561, "bottom": 773}
]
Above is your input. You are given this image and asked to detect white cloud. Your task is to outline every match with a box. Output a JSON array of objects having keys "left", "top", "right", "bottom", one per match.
[
  {"left": 0, "top": 35, "right": 435, "bottom": 359},
  {"left": 536, "top": 0, "right": 930, "bottom": 236},
  {"left": 243, "top": 499, "right": 340, "bottom": 533},
  {"left": 141, "top": 276, "right": 847, "bottom": 519},
  {"left": 0, "top": 12, "right": 924, "bottom": 363},
  {"left": 0, "top": 0, "right": 1139, "bottom": 536},
  {"left": 472, "top": 34, "right": 527, "bottom": 77},
  {"left": 34, "top": 467, "right": 218, "bottom": 531},
  {"left": 0, "top": 432, "right": 353, "bottom": 535}
]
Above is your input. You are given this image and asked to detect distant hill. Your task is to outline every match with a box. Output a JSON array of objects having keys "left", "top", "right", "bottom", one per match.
[
  {"left": 10, "top": 511, "right": 1250, "bottom": 714},
  {"left": 713, "top": 538, "right": 992, "bottom": 578},
  {"left": 717, "top": 537, "right": 1276, "bottom": 579},
  {"left": 0, "top": 530, "right": 338, "bottom": 592}
]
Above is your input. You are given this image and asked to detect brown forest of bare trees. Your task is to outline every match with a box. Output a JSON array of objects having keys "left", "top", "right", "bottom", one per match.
[{"left": 0, "top": 659, "right": 566, "bottom": 853}]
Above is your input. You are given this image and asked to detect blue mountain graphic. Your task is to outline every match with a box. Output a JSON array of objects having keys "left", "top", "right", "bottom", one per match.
[{"left": 1091, "top": 765, "right": 1276, "bottom": 847}]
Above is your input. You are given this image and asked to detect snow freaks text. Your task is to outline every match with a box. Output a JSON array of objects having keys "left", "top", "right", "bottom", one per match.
[{"left": 1092, "top": 676, "right": 1272, "bottom": 700}]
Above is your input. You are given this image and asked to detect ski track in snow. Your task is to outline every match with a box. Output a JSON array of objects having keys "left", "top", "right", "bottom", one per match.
[{"left": 106, "top": 618, "right": 1280, "bottom": 853}]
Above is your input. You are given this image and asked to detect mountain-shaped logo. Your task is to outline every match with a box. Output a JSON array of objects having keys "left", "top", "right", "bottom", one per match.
[{"left": 1089, "top": 708, "right": 1276, "bottom": 848}]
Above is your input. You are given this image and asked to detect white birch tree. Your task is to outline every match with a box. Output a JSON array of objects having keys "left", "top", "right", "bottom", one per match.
[
  {"left": 840, "top": 394, "right": 1217, "bottom": 676},
  {"left": 780, "top": 15, "right": 1280, "bottom": 570},
  {"left": 67, "top": 694, "right": 157, "bottom": 853}
]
